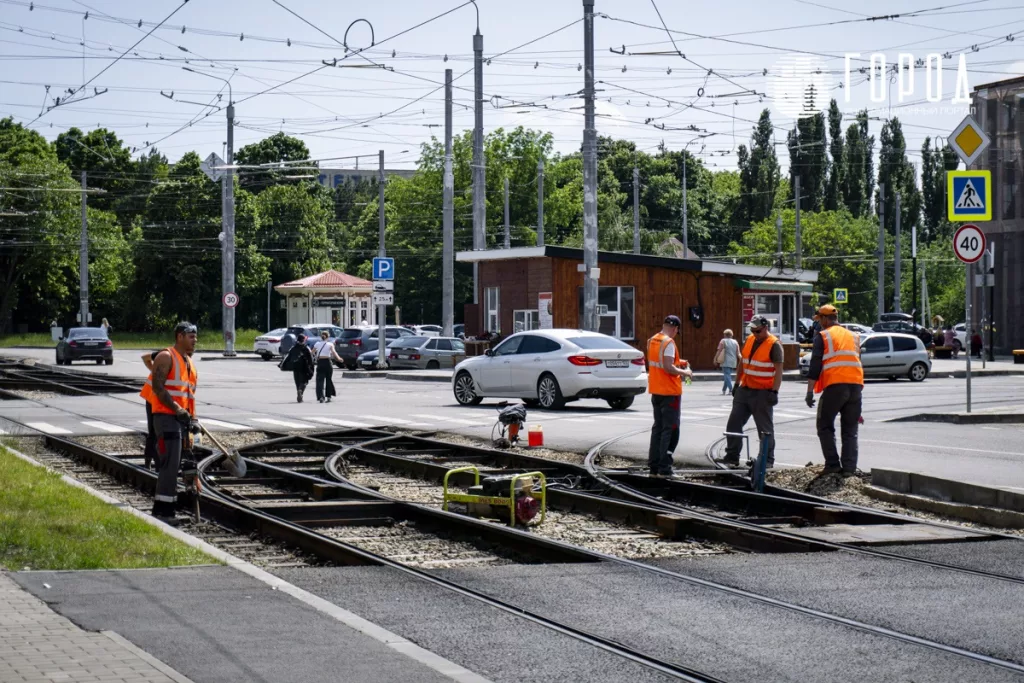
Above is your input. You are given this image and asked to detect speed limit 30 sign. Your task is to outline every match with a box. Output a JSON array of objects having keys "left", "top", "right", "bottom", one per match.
[
  {"left": 952, "top": 224, "right": 986, "bottom": 264},
  {"left": 223, "top": 292, "right": 239, "bottom": 308}
]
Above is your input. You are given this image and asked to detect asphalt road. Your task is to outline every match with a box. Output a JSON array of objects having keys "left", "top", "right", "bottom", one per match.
[{"left": 3, "top": 347, "right": 1024, "bottom": 490}]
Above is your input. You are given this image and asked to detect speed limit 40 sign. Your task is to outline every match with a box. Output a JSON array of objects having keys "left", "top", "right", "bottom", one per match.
[{"left": 952, "top": 224, "right": 986, "bottom": 264}]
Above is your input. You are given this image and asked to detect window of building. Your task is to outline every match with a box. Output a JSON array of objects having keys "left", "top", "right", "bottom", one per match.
[
  {"left": 576, "top": 286, "right": 635, "bottom": 340},
  {"left": 485, "top": 287, "right": 500, "bottom": 334},
  {"left": 513, "top": 309, "right": 540, "bottom": 333}
]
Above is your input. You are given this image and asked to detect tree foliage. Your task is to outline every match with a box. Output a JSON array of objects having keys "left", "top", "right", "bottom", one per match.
[{"left": 738, "top": 109, "right": 781, "bottom": 226}]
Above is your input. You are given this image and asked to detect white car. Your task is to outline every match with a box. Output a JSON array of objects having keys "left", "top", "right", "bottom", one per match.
[
  {"left": 798, "top": 332, "right": 930, "bottom": 382},
  {"left": 254, "top": 328, "right": 288, "bottom": 360},
  {"left": 451, "top": 329, "right": 647, "bottom": 410},
  {"left": 953, "top": 323, "right": 968, "bottom": 352},
  {"left": 841, "top": 323, "right": 874, "bottom": 337},
  {"left": 406, "top": 325, "right": 442, "bottom": 337}
]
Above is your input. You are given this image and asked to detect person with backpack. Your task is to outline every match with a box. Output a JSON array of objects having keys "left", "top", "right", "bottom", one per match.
[
  {"left": 280, "top": 333, "right": 315, "bottom": 402},
  {"left": 312, "top": 330, "right": 343, "bottom": 403}
]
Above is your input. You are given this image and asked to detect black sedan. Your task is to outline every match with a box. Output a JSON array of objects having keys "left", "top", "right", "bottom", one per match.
[{"left": 56, "top": 327, "right": 113, "bottom": 365}]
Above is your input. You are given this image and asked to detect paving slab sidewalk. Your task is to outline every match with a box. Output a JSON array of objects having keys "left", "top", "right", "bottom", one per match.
[{"left": 0, "top": 571, "right": 193, "bottom": 683}]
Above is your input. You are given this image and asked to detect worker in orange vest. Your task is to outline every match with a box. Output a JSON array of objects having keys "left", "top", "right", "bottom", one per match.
[
  {"left": 718, "top": 315, "right": 784, "bottom": 468},
  {"left": 805, "top": 304, "right": 864, "bottom": 475},
  {"left": 139, "top": 322, "right": 198, "bottom": 524},
  {"left": 647, "top": 315, "right": 693, "bottom": 478}
]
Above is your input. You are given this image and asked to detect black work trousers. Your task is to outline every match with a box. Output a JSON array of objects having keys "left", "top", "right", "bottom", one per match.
[
  {"left": 816, "top": 383, "right": 862, "bottom": 472},
  {"left": 315, "top": 358, "right": 336, "bottom": 401},
  {"left": 648, "top": 394, "right": 681, "bottom": 475},
  {"left": 151, "top": 413, "right": 184, "bottom": 518},
  {"left": 724, "top": 386, "right": 775, "bottom": 465}
]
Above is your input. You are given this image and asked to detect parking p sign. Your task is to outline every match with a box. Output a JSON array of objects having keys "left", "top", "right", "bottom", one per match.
[{"left": 372, "top": 257, "right": 395, "bottom": 280}]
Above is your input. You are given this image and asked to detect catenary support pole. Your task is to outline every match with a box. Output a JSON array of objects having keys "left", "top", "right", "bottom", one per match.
[
  {"left": 442, "top": 68, "right": 454, "bottom": 338},
  {"left": 503, "top": 176, "right": 510, "bottom": 249},
  {"left": 877, "top": 183, "right": 885, "bottom": 318},
  {"left": 222, "top": 99, "right": 236, "bottom": 356},
  {"left": 472, "top": 27, "right": 485, "bottom": 305},
  {"left": 378, "top": 150, "right": 387, "bottom": 370},
  {"left": 537, "top": 158, "right": 545, "bottom": 247},
  {"left": 912, "top": 221, "right": 918, "bottom": 324},
  {"left": 988, "top": 244, "right": 995, "bottom": 361},
  {"left": 794, "top": 175, "right": 801, "bottom": 269},
  {"left": 893, "top": 192, "right": 901, "bottom": 314},
  {"left": 581, "top": 0, "right": 598, "bottom": 331},
  {"left": 633, "top": 165, "right": 640, "bottom": 254},
  {"left": 266, "top": 280, "right": 271, "bottom": 331},
  {"left": 681, "top": 153, "right": 688, "bottom": 257},
  {"left": 79, "top": 171, "right": 89, "bottom": 327}
]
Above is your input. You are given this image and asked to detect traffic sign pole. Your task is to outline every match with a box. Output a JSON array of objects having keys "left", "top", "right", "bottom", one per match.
[
  {"left": 953, "top": 224, "right": 985, "bottom": 414},
  {"left": 966, "top": 261, "right": 972, "bottom": 413}
]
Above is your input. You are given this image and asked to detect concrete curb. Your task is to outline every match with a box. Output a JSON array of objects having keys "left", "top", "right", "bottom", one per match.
[
  {"left": 887, "top": 412, "right": 1024, "bottom": 424},
  {"left": 862, "top": 484, "right": 1024, "bottom": 529},
  {"left": 386, "top": 372, "right": 451, "bottom": 383},
  {"left": 0, "top": 443, "right": 492, "bottom": 683},
  {"left": 199, "top": 354, "right": 262, "bottom": 362}
]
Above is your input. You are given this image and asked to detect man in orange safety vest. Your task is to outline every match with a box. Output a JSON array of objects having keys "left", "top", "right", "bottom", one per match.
[{"left": 647, "top": 315, "right": 693, "bottom": 477}]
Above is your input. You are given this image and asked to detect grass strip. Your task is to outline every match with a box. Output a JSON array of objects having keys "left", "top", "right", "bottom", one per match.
[
  {"left": 0, "top": 329, "right": 261, "bottom": 350},
  {"left": 0, "top": 446, "right": 216, "bottom": 570}
]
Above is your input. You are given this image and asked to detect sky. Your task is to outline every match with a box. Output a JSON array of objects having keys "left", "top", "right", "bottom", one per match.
[{"left": 2, "top": 0, "right": 1022, "bottom": 175}]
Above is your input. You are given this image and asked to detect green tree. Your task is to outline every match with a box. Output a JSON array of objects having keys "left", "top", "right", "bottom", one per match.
[
  {"left": 787, "top": 90, "right": 827, "bottom": 212},
  {"left": 253, "top": 183, "right": 334, "bottom": 286},
  {"left": 920, "top": 137, "right": 960, "bottom": 243},
  {"left": 859, "top": 111, "right": 875, "bottom": 215},
  {"left": 234, "top": 132, "right": 311, "bottom": 192},
  {"left": 54, "top": 127, "right": 133, "bottom": 212},
  {"left": 825, "top": 99, "right": 845, "bottom": 211},
  {"left": 738, "top": 109, "right": 781, "bottom": 226},
  {"left": 877, "top": 118, "right": 922, "bottom": 239},
  {"left": 842, "top": 120, "right": 867, "bottom": 217}
]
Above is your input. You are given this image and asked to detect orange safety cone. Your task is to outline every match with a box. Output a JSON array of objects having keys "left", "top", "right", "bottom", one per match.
[{"left": 527, "top": 424, "right": 544, "bottom": 447}]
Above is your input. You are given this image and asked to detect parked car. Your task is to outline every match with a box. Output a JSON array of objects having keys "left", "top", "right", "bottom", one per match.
[
  {"left": 56, "top": 327, "right": 113, "bottom": 365},
  {"left": 253, "top": 328, "right": 288, "bottom": 360},
  {"left": 798, "top": 318, "right": 815, "bottom": 343},
  {"left": 278, "top": 325, "right": 314, "bottom": 357},
  {"left": 451, "top": 329, "right": 646, "bottom": 410},
  {"left": 389, "top": 336, "right": 466, "bottom": 370},
  {"left": 357, "top": 338, "right": 395, "bottom": 370},
  {"left": 335, "top": 325, "right": 416, "bottom": 370},
  {"left": 453, "top": 324, "right": 465, "bottom": 339},
  {"left": 841, "top": 323, "right": 874, "bottom": 336},
  {"left": 799, "top": 332, "right": 930, "bottom": 382},
  {"left": 402, "top": 324, "right": 442, "bottom": 337},
  {"left": 952, "top": 323, "right": 968, "bottom": 352}
]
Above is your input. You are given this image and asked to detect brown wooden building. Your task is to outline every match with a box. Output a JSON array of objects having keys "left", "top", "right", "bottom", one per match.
[{"left": 457, "top": 246, "right": 818, "bottom": 370}]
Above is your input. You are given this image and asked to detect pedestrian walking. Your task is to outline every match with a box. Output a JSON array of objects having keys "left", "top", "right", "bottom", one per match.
[
  {"left": 281, "top": 333, "right": 315, "bottom": 402},
  {"left": 717, "top": 315, "right": 783, "bottom": 469},
  {"left": 971, "top": 328, "right": 983, "bottom": 358},
  {"left": 312, "top": 330, "right": 343, "bottom": 403},
  {"left": 714, "top": 329, "right": 739, "bottom": 395},
  {"left": 100, "top": 317, "right": 111, "bottom": 335},
  {"left": 646, "top": 315, "right": 693, "bottom": 478},
  {"left": 138, "top": 322, "right": 198, "bottom": 524},
  {"left": 805, "top": 304, "right": 864, "bottom": 476}
]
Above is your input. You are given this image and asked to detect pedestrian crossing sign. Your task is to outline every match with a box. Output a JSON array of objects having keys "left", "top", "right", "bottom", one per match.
[
  {"left": 947, "top": 170, "right": 991, "bottom": 222},
  {"left": 833, "top": 288, "right": 848, "bottom": 304}
]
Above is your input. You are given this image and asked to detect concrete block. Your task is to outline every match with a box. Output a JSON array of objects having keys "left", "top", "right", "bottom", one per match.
[
  {"left": 862, "top": 485, "right": 1024, "bottom": 529},
  {"left": 870, "top": 468, "right": 911, "bottom": 493},
  {"left": 995, "top": 488, "right": 1024, "bottom": 513}
]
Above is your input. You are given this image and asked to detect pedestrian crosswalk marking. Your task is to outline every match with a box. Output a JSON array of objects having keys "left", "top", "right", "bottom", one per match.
[
  {"left": 308, "top": 417, "right": 373, "bottom": 428},
  {"left": 775, "top": 411, "right": 812, "bottom": 419},
  {"left": 81, "top": 421, "right": 133, "bottom": 434},
  {"left": 200, "top": 418, "right": 249, "bottom": 431},
  {"left": 410, "top": 414, "right": 481, "bottom": 425},
  {"left": 252, "top": 418, "right": 316, "bottom": 429},
  {"left": 26, "top": 422, "right": 71, "bottom": 435}
]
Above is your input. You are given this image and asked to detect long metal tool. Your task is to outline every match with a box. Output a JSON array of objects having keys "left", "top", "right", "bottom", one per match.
[{"left": 199, "top": 421, "right": 247, "bottom": 478}]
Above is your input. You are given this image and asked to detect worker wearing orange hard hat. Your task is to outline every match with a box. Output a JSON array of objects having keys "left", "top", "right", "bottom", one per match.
[{"left": 805, "top": 304, "right": 864, "bottom": 476}]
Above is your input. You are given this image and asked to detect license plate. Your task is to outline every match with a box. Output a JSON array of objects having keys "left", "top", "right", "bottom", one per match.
[
  {"left": 85, "top": 342, "right": 98, "bottom": 347},
  {"left": 398, "top": 354, "right": 409, "bottom": 359},
  {"left": 605, "top": 359, "right": 629, "bottom": 368}
]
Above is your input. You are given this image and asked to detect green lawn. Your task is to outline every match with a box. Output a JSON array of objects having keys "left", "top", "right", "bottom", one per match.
[
  {"left": 0, "top": 446, "right": 216, "bottom": 570},
  {"left": 0, "top": 328, "right": 261, "bottom": 351}
]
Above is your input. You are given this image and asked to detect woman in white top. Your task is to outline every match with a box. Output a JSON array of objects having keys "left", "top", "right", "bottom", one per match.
[
  {"left": 312, "top": 331, "right": 343, "bottom": 403},
  {"left": 715, "top": 328, "right": 740, "bottom": 395}
]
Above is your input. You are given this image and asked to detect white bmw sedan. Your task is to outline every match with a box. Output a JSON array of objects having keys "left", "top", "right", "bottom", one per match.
[{"left": 451, "top": 329, "right": 647, "bottom": 410}]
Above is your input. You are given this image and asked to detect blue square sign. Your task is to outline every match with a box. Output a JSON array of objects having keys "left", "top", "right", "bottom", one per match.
[
  {"left": 947, "top": 170, "right": 991, "bottom": 221},
  {"left": 372, "top": 257, "right": 395, "bottom": 280}
]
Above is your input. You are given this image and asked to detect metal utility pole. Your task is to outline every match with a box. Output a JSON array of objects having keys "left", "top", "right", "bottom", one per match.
[
  {"left": 503, "top": 176, "right": 511, "bottom": 249},
  {"left": 581, "top": 0, "right": 599, "bottom": 331},
  {"left": 79, "top": 171, "right": 89, "bottom": 327},
  {"left": 377, "top": 150, "right": 387, "bottom": 370},
  {"left": 912, "top": 222, "right": 918, "bottom": 322},
  {"left": 266, "top": 281, "right": 271, "bottom": 331},
  {"left": 794, "top": 175, "right": 802, "bottom": 269},
  {"left": 632, "top": 166, "right": 640, "bottom": 254},
  {"left": 876, "top": 183, "right": 885, "bottom": 318},
  {"left": 775, "top": 212, "right": 783, "bottom": 259},
  {"left": 893, "top": 192, "right": 901, "bottom": 314},
  {"left": 442, "top": 69, "right": 455, "bottom": 338},
  {"left": 988, "top": 244, "right": 995, "bottom": 361},
  {"left": 921, "top": 261, "right": 929, "bottom": 328},
  {"left": 966, "top": 260, "right": 973, "bottom": 413},
  {"left": 537, "top": 158, "right": 545, "bottom": 247},
  {"left": 471, "top": 23, "right": 485, "bottom": 304},
  {"left": 681, "top": 155, "right": 688, "bottom": 257}
]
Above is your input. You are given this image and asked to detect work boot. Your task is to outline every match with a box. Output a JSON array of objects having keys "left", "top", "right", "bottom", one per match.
[
  {"left": 822, "top": 465, "right": 842, "bottom": 474},
  {"left": 154, "top": 515, "right": 184, "bottom": 527},
  {"left": 297, "top": 390, "right": 303, "bottom": 403},
  {"left": 715, "top": 457, "right": 741, "bottom": 469}
]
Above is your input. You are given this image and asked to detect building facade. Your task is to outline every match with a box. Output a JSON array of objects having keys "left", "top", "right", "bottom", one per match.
[
  {"left": 316, "top": 168, "right": 416, "bottom": 190},
  {"left": 972, "top": 77, "right": 1023, "bottom": 353},
  {"left": 274, "top": 269, "right": 375, "bottom": 328}
]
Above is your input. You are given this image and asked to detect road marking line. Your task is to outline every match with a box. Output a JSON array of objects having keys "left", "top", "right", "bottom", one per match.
[
  {"left": 26, "top": 422, "right": 71, "bottom": 435},
  {"left": 559, "top": 418, "right": 594, "bottom": 423},
  {"left": 308, "top": 417, "right": 373, "bottom": 428},
  {"left": 774, "top": 431, "right": 1024, "bottom": 456},
  {"left": 602, "top": 415, "right": 647, "bottom": 421},
  {"left": 200, "top": 418, "right": 249, "bottom": 431},
  {"left": 774, "top": 411, "right": 811, "bottom": 419},
  {"left": 81, "top": 420, "right": 133, "bottom": 434},
  {"left": 251, "top": 418, "right": 316, "bottom": 429},
  {"left": 410, "top": 414, "right": 481, "bottom": 425},
  {"left": 357, "top": 415, "right": 430, "bottom": 426}
]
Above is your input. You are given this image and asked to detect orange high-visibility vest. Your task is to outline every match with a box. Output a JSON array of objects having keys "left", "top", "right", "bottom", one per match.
[
  {"left": 139, "top": 347, "right": 197, "bottom": 416},
  {"left": 647, "top": 332, "right": 682, "bottom": 396},
  {"left": 739, "top": 333, "right": 779, "bottom": 390},
  {"left": 814, "top": 325, "right": 864, "bottom": 393}
]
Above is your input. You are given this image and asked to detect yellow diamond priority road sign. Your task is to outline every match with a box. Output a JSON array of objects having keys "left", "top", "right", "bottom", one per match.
[{"left": 949, "top": 114, "right": 990, "bottom": 167}]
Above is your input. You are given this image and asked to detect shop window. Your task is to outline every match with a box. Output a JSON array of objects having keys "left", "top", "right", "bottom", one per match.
[
  {"left": 513, "top": 309, "right": 540, "bottom": 333},
  {"left": 485, "top": 287, "right": 500, "bottom": 334},
  {"left": 576, "top": 286, "right": 635, "bottom": 340}
]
